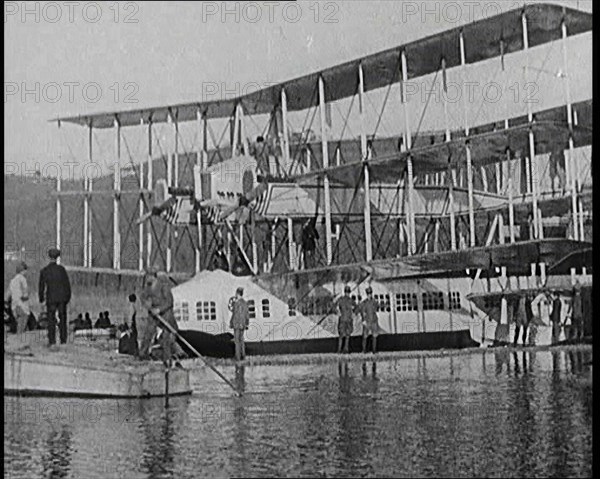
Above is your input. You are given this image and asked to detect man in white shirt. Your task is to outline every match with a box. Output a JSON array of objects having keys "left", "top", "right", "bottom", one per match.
[{"left": 6, "top": 262, "right": 30, "bottom": 334}]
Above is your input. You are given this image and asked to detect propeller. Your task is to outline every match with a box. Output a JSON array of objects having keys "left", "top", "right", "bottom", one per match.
[
  {"left": 135, "top": 179, "right": 177, "bottom": 225},
  {"left": 136, "top": 177, "right": 269, "bottom": 225}
]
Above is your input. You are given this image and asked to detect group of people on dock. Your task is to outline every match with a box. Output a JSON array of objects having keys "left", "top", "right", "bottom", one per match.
[
  {"left": 4, "top": 248, "right": 74, "bottom": 347},
  {"left": 3, "top": 248, "right": 179, "bottom": 365}
]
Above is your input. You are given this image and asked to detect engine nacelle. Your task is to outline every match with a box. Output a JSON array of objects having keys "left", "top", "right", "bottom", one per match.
[{"left": 194, "top": 155, "right": 258, "bottom": 205}]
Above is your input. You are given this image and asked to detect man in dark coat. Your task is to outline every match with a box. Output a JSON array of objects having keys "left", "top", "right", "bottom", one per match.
[
  {"left": 39, "top": 248, "right": 72, "bottom": 346},
  {"left": 229, "top": 287, "right": 250, "bottom": 361},
  {"left": 335, "top": 286, "right": 356, "bottom": 354},
  {"left": 550, "top": 291, "right": 562, "bottom": 344},
  {"left": 301, "top": 217, "right": 319, "bottom": 269},
  {"left": 357, "top": 286, "right": 379, "bottom": 353},
  {"left": 140, "top": 270, "right": 179, "bottom": 365},
  {"left": 568, "top": 281, "right": 583, "bottom": 340}
]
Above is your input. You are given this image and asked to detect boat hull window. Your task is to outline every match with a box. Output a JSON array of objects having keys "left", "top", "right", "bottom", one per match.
[
  {"left": 196, "top": 301, "right": 217, "bottom": 320},
  {"left": 175, "top": 301, "right": 190, "bottom": 322},
  {"left": 248, "top": 300, "right": 256, "bottom": 319},
  {"left": 449, "top": 291, "right": 461, "bottom": 310},
  {"left": 396, "top": 293, "right": 417, "bottom": 312},
  {"left": 262, "top": 299, "right": 271, "bottom": 318},
  {"left": 423, "top": 292, "right": 444, "bottom": 311}
]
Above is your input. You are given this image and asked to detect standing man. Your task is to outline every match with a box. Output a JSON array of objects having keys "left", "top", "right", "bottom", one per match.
[
  {"left": 140, "top": 270, "right": 178, "bottom": 365},
  {"left": 136, "top": 278, "right": 155, "bottom": 360},
  {"left": 357, "top": 286, "right": 379, "bottom": 354},
  {"left": 253, "top": 136, "right": 269, "bottom": 176},
  {"left": 6, "top": 261, "right": 30, "bottom": 334},
  {"left": 301, "top": 217, "right": 319, "bottom": 269},
  {"left": 335, "top": 285, "right": 356, "bottom": 354},
  {"left": 567, "top": 281, "right": 583, "bottom": 341},
  {"left": 550, "top": 291, "right": 563, "bottom": 344},
  {"left": 39, "top": 248, "right": 71, "bottom": 346},
  {"left": 229, "top": 287, "right": 250, "bottom": 361}
]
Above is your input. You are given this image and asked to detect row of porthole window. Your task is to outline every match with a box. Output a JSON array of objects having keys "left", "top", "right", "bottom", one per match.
[
  {"left": 174, "top": 299, "right": 271, "bottom": 322},
  {"left": 175, "top": 292, "right": 462, "bottom": 322},
  {"left": 395, "top": 292, "right": 461, "bottom": 311},
  {"left": 288, "top": 291, "right": 462, "bottom": 316}
]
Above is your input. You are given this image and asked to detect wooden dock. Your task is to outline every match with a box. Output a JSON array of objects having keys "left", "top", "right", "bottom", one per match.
[{"left": 4, "top": 331, "right": 192, "bottom": 398}]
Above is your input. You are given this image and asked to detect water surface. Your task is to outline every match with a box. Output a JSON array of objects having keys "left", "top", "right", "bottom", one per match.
[{"left": 4, "top": 348, "right": 592, "bottom": 478}]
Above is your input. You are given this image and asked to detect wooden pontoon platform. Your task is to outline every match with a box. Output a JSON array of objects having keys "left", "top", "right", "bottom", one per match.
[{"left": 4, "top": 331, "right": 192, "bottom": 398}]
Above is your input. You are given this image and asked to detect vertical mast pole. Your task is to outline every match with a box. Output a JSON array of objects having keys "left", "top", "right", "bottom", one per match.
[
  {"left": 232, "top": 103, "right": 240, "bottom": 158},
  {"left": 460, "top": 31, "right": 475, "bottom": 248},
  {"left": 174, "top": 112, "right": 179, "bottom": 188},
  {"left": 84, "top": 124, "right": 92, "bottom": 267},
  {"left": 358, "top": 62, "right": 373, "bottom": 261},
  {"left": 239, "top": 105, "right": 249, "bottom": 156},
  {"left": 146, "top": 120, "right": 153, "bottom": 268},
  {"left": 252, "top": 216, "right": 259, "bottom": 273},
  {"left": 318, "top": 75, "right": 333, "bottom": 264},
  {"left": 507, "top": 149, "right": 516, "bottom": 243},
  {"left": 166, "top": 113, "right": 173, "bottom": 272},
  {"left": 281, "top": 87, "right": 291, "bottom": 174},
  {"left": 442, "top": 57, "right": 456, "bottom": 251},
  {"left": 195, "top": 109, "right": 203, "bottom": 273},
  {"left": 113, "top": 118, "right": 121, "bottom": 270},
  {"left": 401, "top": 50, "right": 416, "bottom": 255},
  {"left": 138, "top": 121, "right": 144, "bottom": 271},
  {"left": 561, "top": 15, "right": 579, "bottom": 241},
  {"left": 523, "top": 10, "right": 540, "bottom": 240}
]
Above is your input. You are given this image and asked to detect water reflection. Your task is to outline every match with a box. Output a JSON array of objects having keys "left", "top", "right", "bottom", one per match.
[
  {"left": 139, "top": 401, "right": 178, "bottom": 479},
  {"left": 234, "top": 364, "right": 246, "bottom": 393},
  {"left": 333, "top": 360, "right": 376, "bottom": 476},
  {"left": 41, "top": 425, "right": 72, "bottom": 479},
  {"left": 362, "top": 361, "right": 377, "bottom": 378},
  {"left": 568, "top": 350, "right": 584, "bottom": 374},
  {"left": 495, "top": 348, "right": 510, "bottom": 375}
]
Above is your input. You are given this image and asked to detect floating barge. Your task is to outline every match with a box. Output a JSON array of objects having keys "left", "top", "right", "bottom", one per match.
[{"left": 4, "top": 332, "right": 192, "bottom": 398}]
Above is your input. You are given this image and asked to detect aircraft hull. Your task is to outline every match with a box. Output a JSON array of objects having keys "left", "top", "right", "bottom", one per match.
[{"left": 177, "top": 329, "right": 478, "bottom": 359}]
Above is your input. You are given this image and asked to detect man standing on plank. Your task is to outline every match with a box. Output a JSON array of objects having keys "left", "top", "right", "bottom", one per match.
[
  {"left": 39, "top": 248, "right": 71, "bottom": 347},
  {"left": 229, "top": 287, "right": 250, "bottom": 361}
]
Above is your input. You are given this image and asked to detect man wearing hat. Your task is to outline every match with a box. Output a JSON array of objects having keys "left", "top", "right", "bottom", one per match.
[
  {"left": 357, "top": 286, "right": 380, "bottom": 353},
  {"left": 229, "top": 287, "right": 250, "bottom": 361},
  {"left": 335, "top": 285, "right": 356, "bottom": 354},
  {"left": 6, "top": 261, "right": 30, "bottom": 334},
  {"left": 140, "top": 269, "right": 179, "bottom": 364},
  {"left": 39, "top": 248, "right": 72, "bottom": 346}
]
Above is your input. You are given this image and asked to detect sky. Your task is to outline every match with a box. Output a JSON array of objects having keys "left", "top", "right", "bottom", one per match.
[{"left": 4, "top": 0, "right": 593, "bottom": 178}]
